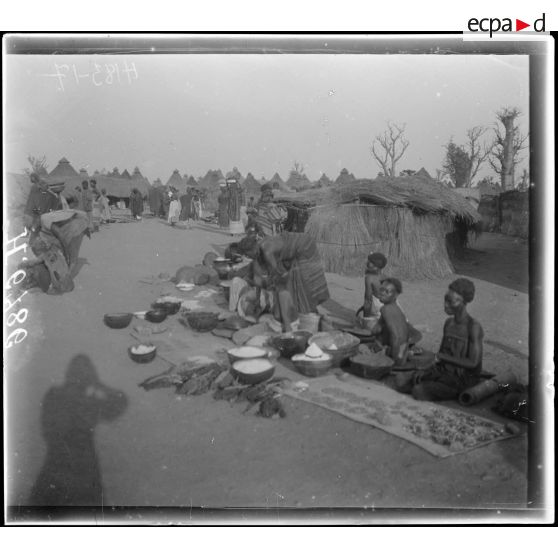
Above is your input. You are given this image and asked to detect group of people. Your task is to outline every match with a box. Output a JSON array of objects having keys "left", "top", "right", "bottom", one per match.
[
  {"left": 358, "top": 251, "right": 483, "bottom": 402},
  {"left": 172, "top": 187, "right": 204, "bottom": 226},
  {"left": 222, "top": 227, "right": 484, "bottom": 404},
  {"left": 70, "top": 179, "right": 112, "bottom": 229}
]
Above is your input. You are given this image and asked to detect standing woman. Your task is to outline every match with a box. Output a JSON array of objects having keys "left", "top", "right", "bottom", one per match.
[
  {"left": 192, "top": 190, "right": 203, "bottom": 221},
  {"left": 99, "top": 188, "right": 112, "bottom": 223},
  {"left": 180, "top": 187, "right": 193, "bottom": 228},
  {"left": 130, "top": 188, "right": 144, "bottom": 220},
  {"left": 168, "top": 194, "right": 182, "bottom": 226},
  {"left": 217, "top": 181, "right": 230, "bottom": 230},
  {"left": 227, "top": 179, "right": 244, "bottom": 235}
]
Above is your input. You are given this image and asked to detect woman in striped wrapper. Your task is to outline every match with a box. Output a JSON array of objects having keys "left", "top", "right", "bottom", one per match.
[{"left": 238, "top": 232, "right": 330, "bottom": 332}]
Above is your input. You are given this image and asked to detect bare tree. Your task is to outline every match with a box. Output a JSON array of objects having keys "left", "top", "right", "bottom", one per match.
[
  {"left": 370, "top": 122, "right": 410, "bottom": 177},
  {"left": 25, "top": 154, "right": 49, "bottom": 176},
  {"left": 464, "top": 126, "right": 490, "bottom": 188},
  {"left": 489, "top": 107, "right": 528, "bottom": 190}
]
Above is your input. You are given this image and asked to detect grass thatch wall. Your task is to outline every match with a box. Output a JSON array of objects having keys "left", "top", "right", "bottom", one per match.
[
  {"left": 305, "top": 204, "right": 456, "bottom": 279},
  {"left": 276, "top": 175, "right": 482, "bottom": 280}
]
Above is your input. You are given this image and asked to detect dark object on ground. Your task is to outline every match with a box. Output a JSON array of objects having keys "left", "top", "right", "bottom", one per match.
[
  {"left": 212, "top": 328, "right": 235, "bottom": 339},
  {"left": 221, "top": 314, "right": 251, "bottom": 331},
  {"left": 145, "top": 309, "right": 167, "bottom": 323},
  {"left": 348, "top": 354, "right": 393, "bottom": 380},
  {"left": 175, "top": 367, "right": 222, "bottom": 395},
  {"left": 104, "top": 313, "right": 133, "bottom": 329},
  {"left": 128, "top": 345, "right": 157, "bottom": 364},
  {"left": 139, "top": 360, "right": 222, "bottom": 391},
  {"left": 185, "top": 311, "right": 219, "bottom": 332},
  {"left": 258, "top": 396, "right": 287, "bottom": 418},
  {"left": 492, "top": 383, "right": 529, "bottom": 422},
  {"left": 151, "top": 301, "right": 182, "bottom": 315},
  {"left": 271, "top": 331, "right": 312, "bottom": 358}
]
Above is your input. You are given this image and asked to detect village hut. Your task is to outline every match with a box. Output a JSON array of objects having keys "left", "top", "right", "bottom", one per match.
[
  {"left": 49, "top": 157, "right": 79, "bottom": 178},
  {"left": 133, "top": 166, "right": 144, "bottom": 179},
  {"left": 286, "top": 170, "right": 312, "bottom": 191},
  {"left": 242, "top": 172, "right": 264, "bottom": 201},
  {"left": 334, "top": 168, "right": 356, "bottom": 185},
  {"left": 269, "top": 172, "right": 290, "bottom": 192},
  {"left": 226, "top": 167, "right": 244, "bottom": 182},
  {"left": 414, "top": 167, "right": 432, "bottom": 180},
  {"left": 121, "top": 169, "right": 132, "bottom": 179},
  {"left": 166, "top": 169, "right": 186, "bottom": 189},
  {"left": 186, "top": 175, "right": 198, "bottom": 186},
  {"left": 197, "top": 169, "right": 225, "bottom": 212},
  {"left": 275, "top": 174, "right": 481, "bottom": 280},
  {"left": 317, "top": 173, "right": 333, "bottom": 188}
]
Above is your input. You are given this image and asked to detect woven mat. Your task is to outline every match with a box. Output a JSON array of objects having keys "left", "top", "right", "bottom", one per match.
[{"left": 282, "top": 374, "right": 516, "bottom": 458}]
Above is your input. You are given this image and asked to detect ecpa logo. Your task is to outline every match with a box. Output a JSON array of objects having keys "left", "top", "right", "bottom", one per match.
[{"left": 468, "top": 12, "right": 546, "bottom": 37}]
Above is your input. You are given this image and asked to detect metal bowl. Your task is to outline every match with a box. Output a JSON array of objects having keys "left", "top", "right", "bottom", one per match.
[{"left": 104, "top": 312, "right": 133, "bottom": 329}]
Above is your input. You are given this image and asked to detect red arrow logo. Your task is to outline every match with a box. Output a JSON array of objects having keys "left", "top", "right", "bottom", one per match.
[{"left": 516, "top": 19, "right": 530, "bottom": 31}]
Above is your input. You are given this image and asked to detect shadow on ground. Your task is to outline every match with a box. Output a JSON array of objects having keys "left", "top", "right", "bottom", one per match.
[
  {"left": 451, "top": 233, "right": 528, "bottom": 294},
  {"left": 28, "top": 354, "right": 128, "bottom": 506}
]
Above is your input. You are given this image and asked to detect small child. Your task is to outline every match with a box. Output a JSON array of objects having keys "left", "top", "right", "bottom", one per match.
[{"left": 356, "top": 252, "right": 387, "bottom": 327}]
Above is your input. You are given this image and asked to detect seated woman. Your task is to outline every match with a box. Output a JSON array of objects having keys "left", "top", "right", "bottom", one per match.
[
  {"left": 369, "top": 278, "right": 410, "bottom": 367},
  {"left": 411, "top": 278, "right": 483, "bottom": 401},
  {"left": 236, "top": 232, "right": 330, "bottom": 331}
]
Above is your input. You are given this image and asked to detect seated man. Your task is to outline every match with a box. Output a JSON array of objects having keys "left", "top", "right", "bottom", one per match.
[
  {"left": 370, "top": 278, "right": 410, "bottom": 367},
  {"left": 412, "top": 278, "right": 483, "bottom": 401}
]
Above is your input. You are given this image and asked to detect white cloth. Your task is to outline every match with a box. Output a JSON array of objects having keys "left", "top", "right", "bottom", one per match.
[{"left": 168, "top": 200, "right": 182, "bottom": 223}]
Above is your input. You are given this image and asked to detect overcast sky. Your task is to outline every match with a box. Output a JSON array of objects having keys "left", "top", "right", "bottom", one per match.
[{"left": 5, "top": 52, "right": 529, "bottom": 182}]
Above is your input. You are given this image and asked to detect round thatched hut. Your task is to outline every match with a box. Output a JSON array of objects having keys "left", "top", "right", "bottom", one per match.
[{"left": 275, "top": 175, "right": 481, "bottom": 280}]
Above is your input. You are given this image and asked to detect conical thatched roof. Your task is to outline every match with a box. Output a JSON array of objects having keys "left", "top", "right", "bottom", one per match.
[
  {"left": 198, "top": 169, "right": 224, "bottom": 189},
  {"left": 287, "top": 171, "right": 312, "bottom": 191},
  {"left": 133, "top": 166, "right": 143, "bottom": 178},
  {"left": 318, "top": 173, "right": 333, "bottom": 187},
  {"left": 242, "top": 173, "right": 263, "bottom": 199},
  {"left": 121, "top": 169, "right": 132, "bottom": 179},
  {"left": 49, "top": 157, "right": 79, "bottom": 178},
  {"left": 226, "top": 167, "right": 244, "bottom": 181},
  {"left": 269, "top": 172, "right": 290, "bottom": 191},
  {"left": 166, "top": 169, "right": 185, "bottom": 188},
  {"left": 109, "top": 167, "right": 121, "bottom": 178},
  {"left": 415, "top": 167, "right": 432, "bottom": 180},
  {"left": 186, "top": 175, "right": 198, "bottom": 186},
  {"left": 334, "top": 168, "right": 356, "bottom": 185}
]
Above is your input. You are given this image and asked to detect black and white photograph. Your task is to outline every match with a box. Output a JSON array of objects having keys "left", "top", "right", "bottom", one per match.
[{"left": 3, "top": 33, "right": 554, "bottom": 525}]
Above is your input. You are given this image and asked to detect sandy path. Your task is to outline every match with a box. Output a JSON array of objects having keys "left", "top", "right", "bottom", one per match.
[{"left": 6, "top": 219, "right": 528, "bottom": 512}]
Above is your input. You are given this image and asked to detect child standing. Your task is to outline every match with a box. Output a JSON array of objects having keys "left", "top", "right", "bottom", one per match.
[{"left": 356, "top": 252, "right": 387, "bottom": 328}]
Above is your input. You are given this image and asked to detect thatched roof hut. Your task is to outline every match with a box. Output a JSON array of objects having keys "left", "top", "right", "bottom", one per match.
[
  {"left": 49, "top": 157, "right": 79, "bottom": 178},
  {"left": 121, "top": 169, "right": 132, "bottom": 179},
  {"left": 270, "top": 172, "right": 290, "bottom": 192},
  {"left": 166, "top": 169, "right": 185, "bottom": 188},
  {"left": 317, "top": 173, "right": 333, "bottom": 188},
  {"left": 334, "top": 168, "right": 356, "bottom": 185},
  {"left": 242, "top": 173, "right": 263, "bottom": 200},
  {"left": 226, "top": 167, "right": 244, "bottom": 181},
  {"left": 186, "top": 175, "right": 198, "bottom": 186},
  {"left": 275, "top": 175, "right": 481, "bottom": 280}
]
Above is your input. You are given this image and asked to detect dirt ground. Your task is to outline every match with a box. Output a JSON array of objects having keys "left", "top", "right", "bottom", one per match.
[{"left": 6, "top": 219, "right": 530, "bottom": 518}]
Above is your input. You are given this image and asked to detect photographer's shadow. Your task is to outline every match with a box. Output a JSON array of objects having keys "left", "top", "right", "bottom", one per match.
[{"left": 29, "top": 354, "right": 128, "bottom": 506}]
